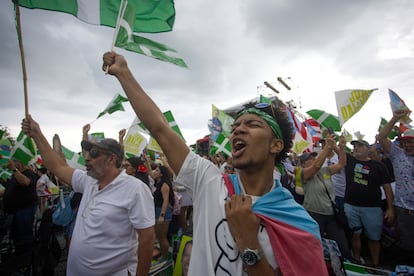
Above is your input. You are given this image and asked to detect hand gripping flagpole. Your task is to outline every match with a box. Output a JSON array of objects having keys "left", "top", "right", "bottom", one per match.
[
  {"left": 14, "top": 2, "right": 29, "bottom": 118},
  {"left": 105, "top": 0, "right": 128, "bottom": 74}
]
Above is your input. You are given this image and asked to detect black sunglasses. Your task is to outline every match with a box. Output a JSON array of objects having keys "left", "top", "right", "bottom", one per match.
[{"left": 88, "top": 148, "right": 111, "bottom": 159}]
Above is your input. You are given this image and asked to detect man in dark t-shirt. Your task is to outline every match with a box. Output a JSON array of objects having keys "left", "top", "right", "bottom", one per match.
[
  {"left": 3, "top": 159, "right": 38, "bottom": 257},
  {"left": 344, "top": 140, "right": 394, "bottom": 268}
]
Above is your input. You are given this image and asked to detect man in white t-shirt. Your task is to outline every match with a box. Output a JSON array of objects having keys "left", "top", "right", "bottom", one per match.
[
  {"left": 102, "top": 51, "right": 328, "bottom": 275},
  {"left": 21, "top": 119, "right": 155, "bottom": 276}
]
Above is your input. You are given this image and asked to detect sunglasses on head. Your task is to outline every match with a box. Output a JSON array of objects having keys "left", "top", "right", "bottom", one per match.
[
  {"left": 88, "top": 148, "right": 111, "bottom": 159},
  {"left": 255, "top": 102, "right": 276, "bottom": 118}
]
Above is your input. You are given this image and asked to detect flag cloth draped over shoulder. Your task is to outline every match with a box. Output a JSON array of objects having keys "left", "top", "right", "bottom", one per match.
[
  {"left": 335, "top": 88, "right": 376, "bottom": 125},
  {"left": 223, "top": 174, "right": 328, "bottom": 276},
  {"left": 17, "top": 0, "right": 175, "bottom": 33},
  {"left": 114, "top": 0, "right": 187, "bottom": 67}
]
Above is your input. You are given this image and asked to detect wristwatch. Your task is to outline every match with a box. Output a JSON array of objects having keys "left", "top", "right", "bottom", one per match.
[{"left": 240, "top": 247, "right": 264, "bottom": 266}]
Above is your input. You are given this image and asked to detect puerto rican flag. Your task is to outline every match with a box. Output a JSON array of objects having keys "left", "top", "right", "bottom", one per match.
[{"left": 304, "top": 118, "right": 322, "bottom": 144}]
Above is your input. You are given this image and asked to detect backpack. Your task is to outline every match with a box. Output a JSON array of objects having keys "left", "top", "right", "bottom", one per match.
[{"left": 52, "top": 191, "right": 75, "bottom": 227}]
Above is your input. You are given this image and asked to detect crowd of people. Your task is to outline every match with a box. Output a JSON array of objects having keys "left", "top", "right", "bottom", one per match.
[{"left": 0, "top": 51, "right": 413, "bottom": 275}]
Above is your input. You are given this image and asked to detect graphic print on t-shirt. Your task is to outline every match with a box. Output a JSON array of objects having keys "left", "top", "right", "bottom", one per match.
[{"left": 353, "top": 163, "right": 370, "bottom": 186}]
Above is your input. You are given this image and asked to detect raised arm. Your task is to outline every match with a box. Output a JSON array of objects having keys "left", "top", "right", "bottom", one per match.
[
  {"left": 301, "top": 134, "right": 335, "bottom": 181},
  {"left": 378, "top": 109, "right": 409, "bottom": 153},
  {"left": 103, "top": 52, "right": 189, "bottom": 175},
  {"left": 22, "top": 115, "right": 74, "bottom": 186},
  {"left": 329, "top": 135, "right": 346, "bottom": 175},
  {"left": 118, "top": 128, "right": 126, "bottom": 153}
]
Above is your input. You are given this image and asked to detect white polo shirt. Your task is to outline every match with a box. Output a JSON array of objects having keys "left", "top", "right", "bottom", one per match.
[{"left": 67, "top": 170, "right": 154, "bottom": 276}]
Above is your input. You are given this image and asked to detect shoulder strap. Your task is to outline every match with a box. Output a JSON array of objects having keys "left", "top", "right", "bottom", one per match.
[
  {"left": 222, "top": 173, "right": 235, "bottom": 197},
  {"left": 317, "top": 174, "right": 336, "bottom": 210}
]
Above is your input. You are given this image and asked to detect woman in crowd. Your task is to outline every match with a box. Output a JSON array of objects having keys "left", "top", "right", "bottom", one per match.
[{"left": 152, "top": 164, "right": 175, "bottom": 260}]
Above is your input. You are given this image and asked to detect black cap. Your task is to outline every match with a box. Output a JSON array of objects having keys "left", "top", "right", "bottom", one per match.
[
  {"left": 350, "top": 140, "right": 370, "bottom": 147},
  {"left": 81, "top": 139, "right": 124, "bottom": 161},
  {"left": 299, "top": 151, "right": 317, "bottom": 164}
]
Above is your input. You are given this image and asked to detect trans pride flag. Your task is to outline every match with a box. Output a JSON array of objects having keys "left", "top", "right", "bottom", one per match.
[{"left": 223, "top": 174, "right": 328, "bottom": 275}]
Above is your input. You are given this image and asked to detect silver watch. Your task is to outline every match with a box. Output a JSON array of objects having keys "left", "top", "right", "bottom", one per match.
[{"left": 240, "top": 247, "right": 263, "bottom": 266}]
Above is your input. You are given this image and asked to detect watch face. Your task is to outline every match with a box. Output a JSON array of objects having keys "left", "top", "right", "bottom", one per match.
[{"left": 241, "top": 250, "right": 258, "bottom": 266}]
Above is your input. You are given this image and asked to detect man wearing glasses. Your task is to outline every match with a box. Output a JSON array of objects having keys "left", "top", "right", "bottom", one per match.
[{"left": 21, "top": 121, "right": 155, "bottom": 276}]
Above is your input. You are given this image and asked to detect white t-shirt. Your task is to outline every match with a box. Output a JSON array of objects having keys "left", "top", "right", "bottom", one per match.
[
  {"left": 176, "top": 151, "right": 278, "bottom": 275},
  {"left": 67, "top": 170, "right": 155, "bottom": 276}
]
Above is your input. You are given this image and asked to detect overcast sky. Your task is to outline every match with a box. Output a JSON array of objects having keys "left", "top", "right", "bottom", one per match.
[{"left": 1, "top": 0, "right": 413, "bottom": 152}]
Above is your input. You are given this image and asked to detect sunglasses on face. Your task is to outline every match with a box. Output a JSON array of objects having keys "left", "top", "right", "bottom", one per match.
[
  {"left": 88, "top": 148, "right": 111, "bottom": 159},
  {"left": 225, "top": 166, "right": 234, "bottom": 170}
]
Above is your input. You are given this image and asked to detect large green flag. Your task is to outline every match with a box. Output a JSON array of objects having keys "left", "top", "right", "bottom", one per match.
[
  {"left": 97, "top": 93, "right": 128, "bottom": 118},
  {"left": 306, "top": 109, "right": 341, "bottom": 131},
  {"left": 209, "top": 133, "right": 231, "bottom": 157},
  {"left": 114, "top": 0, "right": 187, "bottom": 68},
  {"left": 11, "top": 131, "right": 36, "bottom": 165},
  {"left": 17, "top": 0, "right": 175, "bottom": 33}
]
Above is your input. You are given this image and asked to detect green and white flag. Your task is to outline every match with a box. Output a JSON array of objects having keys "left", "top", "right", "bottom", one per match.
[
  {"left": 18, "top": 0, "right": 176, "bottom": 33},
  {"left": 0, "top": 168, "right": 12, "bottom": 181},
  {"left": 137, "top": 110, "right": 186, "bottom": 142},
  {"left": 114, "top": 0, "right": 187, "bottom": 68},
  {"left": 378, "top": 117, "right": 398, "bottom": 140},
  {"left": 306, "top": 109, "right": 341, "bottom": 131},
  {"left": 335, "top": 88, "right": 377, "bottom": 125},
  {"left": 61, "top": 145, "right": 86, "bottom": 170},
  {"left": 97, "top": 93, "right": 128, "bottom": 118},
  {"left": 209, "top": 133, "right": 231, "bottom": 157},
  {"left": 11, "top": 131, "right": 37, "bottom": 165}
]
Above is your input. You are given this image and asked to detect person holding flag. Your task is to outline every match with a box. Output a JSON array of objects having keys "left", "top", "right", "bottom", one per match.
[
  {"left": 102, "top": 51, "right": 327, "bottom": 275},
  {"left": 378, "top": 109, "right": 414, "bottom": 256},
  {"left": 21, "top": 117, "right": 155, "bottom": 275}
]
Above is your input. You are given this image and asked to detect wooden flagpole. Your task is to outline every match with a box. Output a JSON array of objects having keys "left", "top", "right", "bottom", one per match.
[{"left": 14, "top": 2, "right": 29, "bottom": 118}]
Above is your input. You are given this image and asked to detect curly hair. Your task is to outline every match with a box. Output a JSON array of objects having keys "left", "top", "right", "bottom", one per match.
[{"left": 238, "top": 99, "right": 293, "bottom": 165}]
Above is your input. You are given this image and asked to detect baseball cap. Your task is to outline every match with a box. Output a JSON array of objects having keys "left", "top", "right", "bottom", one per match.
[
  {"left": 350, "top": 140, "right": 370, "bottom": 147},
  {"left": 81, "top": 139, "right": 124, "bottom": 161},
  {"left": 299, "top": 151, "right": 317, "bottom": 164},
  {"left": 397, "top": 129, "right": 414, "bottom": 141}
]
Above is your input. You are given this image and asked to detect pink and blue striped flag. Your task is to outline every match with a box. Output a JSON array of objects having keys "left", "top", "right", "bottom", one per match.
[{"left": 223, "top": 174, "right": 328, "bottom": 275}]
